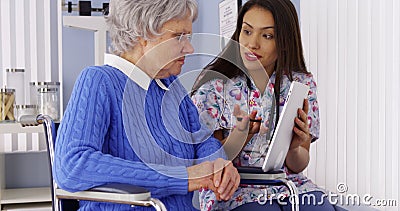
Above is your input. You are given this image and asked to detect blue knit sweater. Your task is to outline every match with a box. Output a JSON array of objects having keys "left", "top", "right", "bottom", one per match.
[{"left": 54, "top": 65, "right": 225, "bottom": 210}]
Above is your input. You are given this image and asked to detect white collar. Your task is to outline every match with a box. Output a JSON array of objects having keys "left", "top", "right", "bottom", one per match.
[{"left": 104, "top": 53, "right": 169, "bottom": 91}]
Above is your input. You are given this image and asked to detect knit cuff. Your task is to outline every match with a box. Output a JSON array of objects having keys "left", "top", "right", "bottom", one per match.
[
  {"left": 167, "top": 166, "right": 189, "bottom": 195},
  {"left": 147, "top": 164, "right": 189, "bottom": 195}
]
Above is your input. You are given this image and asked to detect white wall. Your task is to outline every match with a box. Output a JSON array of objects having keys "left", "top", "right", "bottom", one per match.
[
  {"left": 301, "top": 0, "right": 399, "bottom": 210},
  {"left": 0, "top": 0, "right": 58, "bottom": 102}
]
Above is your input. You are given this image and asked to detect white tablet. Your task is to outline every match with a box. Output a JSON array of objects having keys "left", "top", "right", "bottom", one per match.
[{"left": 262, "top": 81, "right": 309, "bottom": 172}]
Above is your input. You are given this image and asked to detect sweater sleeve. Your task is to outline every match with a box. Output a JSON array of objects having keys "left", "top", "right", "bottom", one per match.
[{"left": 54, "top": 67, "right": 188, "bottom": 197}]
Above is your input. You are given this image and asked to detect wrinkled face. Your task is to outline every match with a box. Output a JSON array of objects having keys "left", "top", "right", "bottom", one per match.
[
  {"left": 239, "top": 6, "right": 277, "bottom": 75},
  {"left": 141, "top": 14, "right": 194, "bottom": 79}
]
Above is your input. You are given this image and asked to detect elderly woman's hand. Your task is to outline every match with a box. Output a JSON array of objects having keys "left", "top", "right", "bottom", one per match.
[{"left": 187, "top": 158, "right": 240, "bottom": 201}]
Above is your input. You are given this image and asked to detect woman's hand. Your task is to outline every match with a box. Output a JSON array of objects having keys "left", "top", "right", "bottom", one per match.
[
  {"left": 290, "top": 99, "right": 312, "bottom": 150},
  {"left": 232, "top": 104, "right": 250, "bottom": 131},
  {"left": 187, "top": 158, "right": 240, "bottom": 201},
  {"left": 232, "top": 105, "right": 260, "bottom": 144},
  {"left": 285, "top": 99, "right": 311, "bottom": 173},
  {"left": 220, "top": 105, "right": 260, "bottom": 160}
]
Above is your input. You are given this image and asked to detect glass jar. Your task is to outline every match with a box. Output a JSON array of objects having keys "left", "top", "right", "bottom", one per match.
[
  {"left": 37, "top": 87, "right": 60, "bottom": 121},
  {"left": 6, "top": 68, "right": 25, "bottom": 105},
  {"left": 16, "top": 105, "right": 37, "bottom": 122},
  {"left": 0, "top": 88, "right": 16, "bottom": 122},
  {"left": 30, "top": 82, "right": 60, "bottom": 105}
]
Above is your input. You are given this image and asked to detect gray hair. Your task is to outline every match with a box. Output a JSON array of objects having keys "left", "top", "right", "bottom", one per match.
[{"left": 106, "top": 0, "right": 198, "bottom": 55}]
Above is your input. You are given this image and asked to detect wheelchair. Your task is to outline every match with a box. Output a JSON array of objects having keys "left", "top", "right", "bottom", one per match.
[
  {"left": 20, "top": 114, "right": 299, "bottom": 211},
  {"left": 20, "top": 114, "right": 166, "bottom": 211}
]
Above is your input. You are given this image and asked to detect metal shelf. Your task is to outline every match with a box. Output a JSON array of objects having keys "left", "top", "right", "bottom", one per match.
[
  {"left": 0, "top": 123, "right": 43, "bottom": 134},
  {"left": 1, "top": 187, "right": 51, "bottom": 205},
  {"left": 1, "top": 202, "right": 51, "bottom": 211},
  {"left": 0, "top": 123, "right": 45, "bottom": 153}
]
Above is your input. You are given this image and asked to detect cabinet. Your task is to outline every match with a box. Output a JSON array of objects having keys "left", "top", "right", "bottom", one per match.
[
  {"left": 60, "top": 9, "right": 107, "bottom": 111},
  {"left": 0, "top": 124, "right": 51, "bottom": 210},
  {"left": 62, "top": 16, "right": 107, "bottom": 66}
]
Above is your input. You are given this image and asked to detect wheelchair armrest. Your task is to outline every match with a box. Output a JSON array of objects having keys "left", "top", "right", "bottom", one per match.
[
  {"left": 237, "top": 166, "right": 288, "bottom": 185},
  {"left": 55, "top": 183, "right": 152, "bottom": 205},
  {"left": 89, "top": 183, "right": 150, "bottom": 194},
  {"left": 238, "top": 166, "right": 286, "bottom": 181}
]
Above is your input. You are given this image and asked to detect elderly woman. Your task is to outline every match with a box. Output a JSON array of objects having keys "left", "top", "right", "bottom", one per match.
[{"left": 54, "top": 0, "right": 240, "bottom": 210}]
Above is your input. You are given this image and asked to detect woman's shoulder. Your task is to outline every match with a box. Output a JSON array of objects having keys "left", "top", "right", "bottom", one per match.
[
  {"left": 80, "top": 65, "right": 127, "bottom": 84},
  {"left": 74, "top": 65, "right": 127, "bottom": 94},
  {"left": 78, "top": 65, "right": 110, "bottom": 79},
  {"left": 82, "top": 65, "right": 125, "bottom": 77},
  {"left": 292, "top": 71, "right": 314, "bottom": 80},
  {"left": 291, "top": 71, "right": 317, "bottom": 86},
  {"left": 195, "top": 76, "right": 246, "bottom": 93}
]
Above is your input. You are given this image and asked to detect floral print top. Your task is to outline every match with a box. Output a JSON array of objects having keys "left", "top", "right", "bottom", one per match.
[{"left": 191, "top": 72, "right": 324, "bottom": 210}]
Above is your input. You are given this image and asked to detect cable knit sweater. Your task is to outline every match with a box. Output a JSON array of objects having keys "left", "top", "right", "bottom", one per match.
[{"left": 54, "top": 65, "right": 225, "bottom": 210}]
